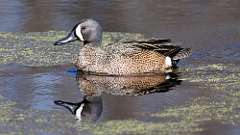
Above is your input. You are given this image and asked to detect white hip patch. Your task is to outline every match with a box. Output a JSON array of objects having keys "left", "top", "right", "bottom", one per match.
[{"left": 165, "top": 56, "right": 172, "bottom": 67}]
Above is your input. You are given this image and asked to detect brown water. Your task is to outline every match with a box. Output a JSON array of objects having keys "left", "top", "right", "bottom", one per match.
[{"left": 0, "top": 0, "right": 240, "bottom": 135}]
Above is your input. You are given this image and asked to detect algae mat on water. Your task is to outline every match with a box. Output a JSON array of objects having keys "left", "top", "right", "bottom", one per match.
[
  {"left": 0, "top": 32, "right": 240, "bottom": 135},
  {"left": 0, "top": 31, "right": 144, "bottom": 66}
]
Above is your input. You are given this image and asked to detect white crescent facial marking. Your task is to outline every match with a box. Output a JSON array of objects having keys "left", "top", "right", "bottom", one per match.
[{"left": 76, "top": 25, "right": 84, "bottom": 41}]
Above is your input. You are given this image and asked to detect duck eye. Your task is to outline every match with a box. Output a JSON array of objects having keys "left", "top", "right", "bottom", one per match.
[{"left": 81, "top": 27, "right": 86, "bottom": 31}]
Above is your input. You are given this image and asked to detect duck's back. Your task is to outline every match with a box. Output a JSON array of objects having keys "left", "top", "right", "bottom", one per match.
[{"left": 74, "top": 39, "right": 191, "bottom": 75}]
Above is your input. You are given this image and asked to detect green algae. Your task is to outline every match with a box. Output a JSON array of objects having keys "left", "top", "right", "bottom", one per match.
[
  {"left": 174, "top": 63, "right": 240, "bottom": 124},
  {"left": 26, "top": 31, "right": 67, "bottom": 42},
  {"left": 77, "top": 119, "right": 202, "bottom": 135},
  {"left": 152, "top": 97, "right": 239, "bottom": 125},
  {"left": 0, "top": 96, "right": 17, "bottom": 123},
  {"left": 182, "top": 63, "right": 240, "bottom": 90},
  {"left": 0, "top": 95, "right": 77, "bottom": 135}
]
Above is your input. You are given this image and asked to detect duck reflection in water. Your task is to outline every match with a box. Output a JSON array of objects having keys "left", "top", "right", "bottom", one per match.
[
  {"left": 54, "top": 71, "right": 181, "bottom": 122},
  {"left": 54, "top": 95, "right": 102, "bottom": 122}
]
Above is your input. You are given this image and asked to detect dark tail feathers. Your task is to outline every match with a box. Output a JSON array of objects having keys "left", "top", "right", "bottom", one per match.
[{"left": 172, "top": 48, "right": 192, "bottom": 60}]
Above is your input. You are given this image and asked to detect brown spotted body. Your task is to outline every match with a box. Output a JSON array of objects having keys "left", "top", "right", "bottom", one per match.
[{"left": 74, "top": 39, "right": 189, "bottom": 75}]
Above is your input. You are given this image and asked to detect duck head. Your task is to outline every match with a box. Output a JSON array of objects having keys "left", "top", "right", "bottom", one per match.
[{"left": 54, "top": 19, "right": 103, "bottom": 46}]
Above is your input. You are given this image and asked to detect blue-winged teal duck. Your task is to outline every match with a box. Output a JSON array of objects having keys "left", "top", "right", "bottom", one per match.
[{"left": 54, "top": 19, "right": 191, "bottom": 75}]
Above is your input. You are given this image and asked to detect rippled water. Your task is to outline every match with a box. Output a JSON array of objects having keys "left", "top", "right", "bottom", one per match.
[{"left": 0, "top": 0, "right": 240, "bottom": 135}]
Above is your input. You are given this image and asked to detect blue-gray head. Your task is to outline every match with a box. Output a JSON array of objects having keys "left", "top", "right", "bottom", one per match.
[{"left": 54, "top": 19, "right": 103, "bottom": 46}]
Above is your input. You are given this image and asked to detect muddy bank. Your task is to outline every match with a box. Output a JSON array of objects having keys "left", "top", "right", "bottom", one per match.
[{"left": 0, "top": 31, "right": 144, "bottom": 66}]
